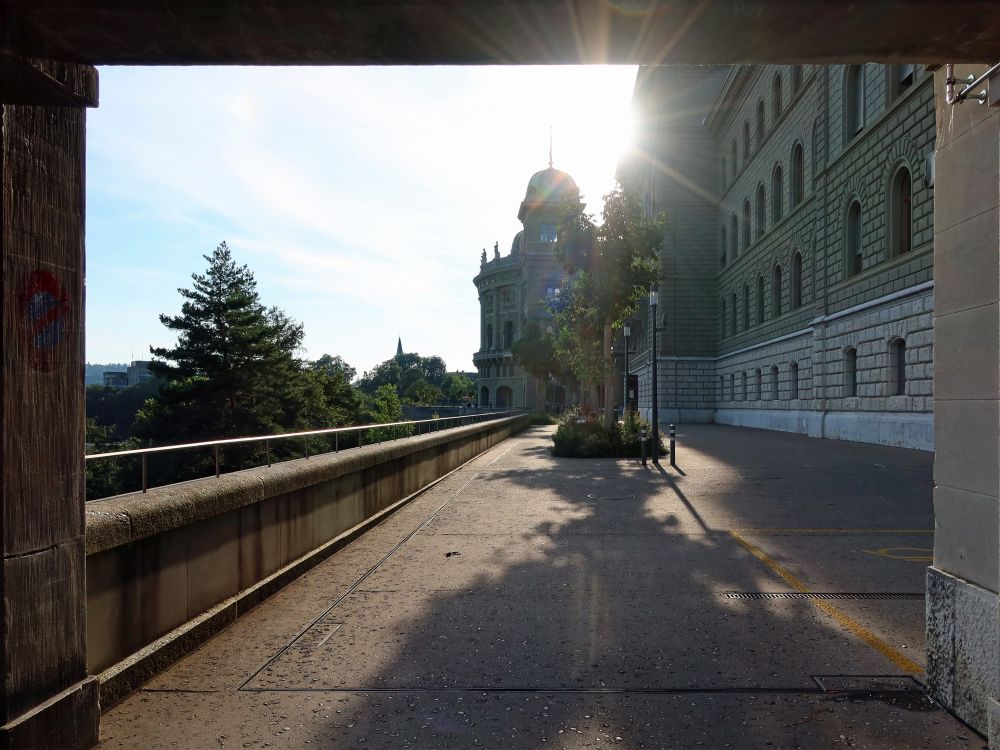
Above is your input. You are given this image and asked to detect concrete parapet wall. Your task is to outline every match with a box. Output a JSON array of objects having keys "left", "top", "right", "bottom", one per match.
[{"left": 85, "top": 415, "right": 529, "bottom": 707}]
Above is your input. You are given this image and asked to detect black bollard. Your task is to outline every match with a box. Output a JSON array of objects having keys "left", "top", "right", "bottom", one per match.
[
  {"left": 669, "top": 424, "right": 676, "bottom": 467},
  {"left": 640, "top": 425, "right": 647, "bottom": 467}
]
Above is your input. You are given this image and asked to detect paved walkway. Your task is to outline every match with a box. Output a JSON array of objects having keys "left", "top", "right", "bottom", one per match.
[{"left": 99, "top": 425, "right": 981, "bottom": 749}]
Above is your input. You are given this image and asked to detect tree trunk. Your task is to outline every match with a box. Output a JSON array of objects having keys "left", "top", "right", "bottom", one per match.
[{"left": 603, "top": 322, "right": 615, "bottom": 430}]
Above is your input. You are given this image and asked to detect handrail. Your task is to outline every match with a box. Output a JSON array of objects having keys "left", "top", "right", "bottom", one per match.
[{"left": 85, "top": 410, "right": 523, "bottom": 496}]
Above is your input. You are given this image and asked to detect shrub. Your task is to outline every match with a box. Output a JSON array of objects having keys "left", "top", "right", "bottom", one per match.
[
  {"left": 529, "top": 412, "right": 558, "bottom": 425},
  {"left": 551, "top": 411, "right": 666, "bottom": 458}
]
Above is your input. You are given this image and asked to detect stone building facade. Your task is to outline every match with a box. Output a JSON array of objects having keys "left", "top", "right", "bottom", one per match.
[
  {"left": 472, "top": 164, "right": 582, "bottom": 410},
  {"left": 620, "top": 64, "right": 936, "bottom": 450}
]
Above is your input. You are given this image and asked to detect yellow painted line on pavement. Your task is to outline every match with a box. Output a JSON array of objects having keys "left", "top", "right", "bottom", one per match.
[
  {"left": 727, "top": 530, "right": 924, "bottom": 675},
  {"left": 859, "top": 547, "right": 933, "bottom": 563},
  {"left": 735, "top": 528, "right": 933, "bottom": 535}
]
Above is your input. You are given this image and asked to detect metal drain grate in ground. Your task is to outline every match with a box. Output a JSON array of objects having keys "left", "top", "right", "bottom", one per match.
[{"left": 721, "top": 591, "right": 924, "bottom": 601}]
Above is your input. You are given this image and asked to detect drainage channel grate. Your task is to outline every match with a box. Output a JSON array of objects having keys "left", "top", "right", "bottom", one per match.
[{"left": 722, "top": 591, "right": 924, "bottom": 601}]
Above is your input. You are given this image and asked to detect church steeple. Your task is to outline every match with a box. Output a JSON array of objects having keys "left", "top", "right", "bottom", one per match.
[{"left": 396, "top": 336, "right": 403, "bottom": 357}]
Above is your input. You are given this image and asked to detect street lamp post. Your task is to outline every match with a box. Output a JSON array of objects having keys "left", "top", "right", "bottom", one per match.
[
  {"left": 623, "top": 322, "right": 631, "bottom": 418},
  {"left": 649, "top": 285, "right": 659, "bottom": 464}
]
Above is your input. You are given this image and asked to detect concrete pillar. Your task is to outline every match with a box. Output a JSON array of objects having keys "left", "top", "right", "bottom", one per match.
[
  {"left": 926, "top": 64, "right": 1000, "bottom": 741},
  {"left": 0, "top": 59, "right": 100, "bottom": 747}
]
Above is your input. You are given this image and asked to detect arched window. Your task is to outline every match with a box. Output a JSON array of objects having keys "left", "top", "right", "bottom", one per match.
[
  {"left": 756, "top": 183, "right": 766, "bottom": 239},
  {"left": 847, "top": 200, "right": 863, "bottom": 277},
  {"left": 790, "top": 362, "right": 799, "bottom": 399},
  {"left": 889, "top": 165, "right": 913, "bottom": 257},
  {"left": 773, "top": 264, "right": 783, "bottom": 317},
  {"left": 845, "top": 65, "right": 865, "bottom": 139},
  {"left": 731, "top": 141, "right": 738, "bottom": 175},
  {"left": 845, "top": 347, "right": 858, "bottom": 397},
  {"left": 731, "top": 291, "right": 738, "bottom": 335},
  {"left": 756, "top": 99, "right": 765, "bottom": 144},
  {"left": 754, "top": 368, "right": 762, "bottom": 400},
  {"left": 889, "top": 338, "right": 906, "bottom": 396},
  {"left": 791, "top": 251, "right": 803, "bottom": 309},
  {"left": 756, "top": 275, "right": 765, "bottom": 324},
  {"left": 743, "top": 121, "right": 750, "bottom": 160},
  {"left": 742, "top": 371, "right": 748, "bottom": 401},
  {"left": 770, "top": 365, "right": 779, "bottom": 400},
  {"left": 720, "top": 226, "right": 727, "bottom": 268},
  {"left": 772, "top": 164, "right": 784, "bottom": 223},
  {"left": 811, "top": 119, "right": 821, "bottom": 178},
  {"left": 743, "top": 284, "right": 750, "bottom": 330},
  {"left": 729, "top": 373, "right": 735, "bottom": 401},
  {"left": 730, "top": 215, "right": 738, "bottom": 259},
  {"left": 772, "top": 73, "right": 782, "bottom": 120},
  {"left": 790, "top": 143, "right": 804, "bottom": 207},
  {"left": 791, "top": 65, "right": 803, "bottom": 93},
  {"left": 721, "top": 156, "right": 727, "bottom": 188},
  {"left": 742, "top": 200, "right": 751, "bottom": 250},
  {"left": 720, "top": 298, "right": 727, "bottom": 337},
  {"left": 486, "top": 324, "right": 493, "bottom": 349},
  {"left": 503, "top": 320, "right": 515, "bottom": 348}
]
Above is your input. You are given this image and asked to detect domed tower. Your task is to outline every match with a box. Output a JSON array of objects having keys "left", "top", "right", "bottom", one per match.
[{"left": 472, "top": 160, "right": 582, "bottom": 411}]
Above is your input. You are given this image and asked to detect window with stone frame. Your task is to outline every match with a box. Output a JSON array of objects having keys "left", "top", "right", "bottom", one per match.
[
  {"left": 743, "top": 284, "right": 750, "bottom": 330},
  {"left": 889, "top": 165, "right": 913, "bottom": 257},
  {"left": 846, "top": 200, "right": 863, "bottom": 277},
  {"left": 770, "top": 365, "right": 779, "bottom": 400},
  {"left": 772, "top": 264, "right": 783, "bottom": 317},
  {"left": 845, "top": 64, "right": 865, "bottom": 139},
  {"left": 757, "top": 275, "right": 765, "bottom": 324},
  {"left": 772, "top": 73, "right": 782, "bottom": 121},
  {"left": 791, "top": 251, "right": 803, "bottom": 309},
  {"left": 756, "top": 183, "right": 766, "bottom": 239},
  {"left": 772, "top": 164, "right": 784, "bottom": 223},
  {"left": 743, "top": 121, "right": 750, "bottom": 160},
  {"left": 731, "top": 291, "right": 737, "bottom": 335},
  {"left": 889, "top": 338, "right": 906, "bottom": 396},
  {"left": 742, "top": 200, "right": 751, "bottom": 250},
  {"left": 731, "top": 214, "right": 739, "bottom": 258},
  {"left": 503, "top": 320, "right": 515, "bottom": 348},
  {"left": 844, "top": 347, "right": 858, "bottom": 397},
  {"left": 754, "top": 368, "right": 762, "bottom": 400},
  {"left": 756, "top": 99, "right": 765, "bottom": 145},
  {"left": 791, "top": 142, "right": 804, "bottom": 207},
  {"left": 742, "top": 371, "right": 748, "bottom": 401},
  {"left": 790, "top": 362, "right": 799, "bottom": 399},
  {"left": 720, "top": 225, "right": 727, "bottom": 268}
]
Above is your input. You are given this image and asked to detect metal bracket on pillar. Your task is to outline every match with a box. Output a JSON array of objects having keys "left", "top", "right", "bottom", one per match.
[{"left": 0, "top": 54, "right": 98, "bottom": 106}]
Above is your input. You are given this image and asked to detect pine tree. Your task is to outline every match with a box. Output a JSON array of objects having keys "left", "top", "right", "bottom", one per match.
[{"left": 138, "top": 242, "right": 311, "bottom": 442}]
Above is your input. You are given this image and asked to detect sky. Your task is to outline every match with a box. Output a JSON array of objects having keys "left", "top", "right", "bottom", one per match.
[{"left": 85, "top": 65, "right": 639, "bottom": 376}]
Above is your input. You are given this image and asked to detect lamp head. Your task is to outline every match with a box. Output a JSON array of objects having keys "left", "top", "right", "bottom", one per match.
[{"left": 649, "top": 283, "right": 659, "bottom": 307}]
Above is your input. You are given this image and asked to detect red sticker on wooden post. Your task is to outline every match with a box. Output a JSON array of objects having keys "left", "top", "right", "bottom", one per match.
[{"left": 18, "top": 269, "right": 70, "bottom": 372}]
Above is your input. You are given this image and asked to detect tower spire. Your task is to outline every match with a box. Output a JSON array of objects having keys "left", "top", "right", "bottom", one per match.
[
  {"left": 548, "top": 126, "right": 553, "bottom": 168},
  {"left": 396, "top": 336, "right": 403, "bottom": 357}
]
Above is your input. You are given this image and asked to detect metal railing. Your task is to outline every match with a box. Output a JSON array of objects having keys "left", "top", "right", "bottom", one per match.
[{"left": 85, "top": 410, "right": 522, "bottom": 498}]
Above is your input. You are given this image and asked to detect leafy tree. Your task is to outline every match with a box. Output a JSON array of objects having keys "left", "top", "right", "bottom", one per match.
[
  {"left": 511, "top": 321, "right": 562, "bottom": 404},
  {"left": 442, "top": 373, "right": 475, "bottom": 402},
  {"left": 138, "top": 242, "right": 314, "bottom": 442},
  {"left": 310, "top": 354, "right": 357, "bottom": 384},
  {"left": 86, "top": 378, "right": 163, "bottom": 440},
  {"left": 360, "top": 383, "right": 410, "bottom": 442},
  {"left": 403, "top": 378, "right": 443, "bottom": 405},
  {"left": 358, "top": 352, "right": 451, "bottom": 398},
  {"left": 555, "top": 184, "right": 663, "bottom": 427}
]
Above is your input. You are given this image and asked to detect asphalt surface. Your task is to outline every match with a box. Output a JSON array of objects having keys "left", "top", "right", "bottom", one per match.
[{"left": 99, "top": 424, "right": 981, "bottom": 749}]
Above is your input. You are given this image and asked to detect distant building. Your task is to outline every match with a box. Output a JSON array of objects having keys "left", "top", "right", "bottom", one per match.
[
  {"left": 126, "top": 360, "right": 153, "bottom": 386},
  {"left": 102, "top": 371, "right": 128, "bottom": 388},
  {"left": 473, "top": 160, "right": 581, "bottom": 410},
  {"left": 619, "top": 63, "right": 934, "bottom": 449}
]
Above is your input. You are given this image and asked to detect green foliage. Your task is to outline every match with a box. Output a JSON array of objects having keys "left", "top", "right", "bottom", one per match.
[
  {"left": 310, "top": 354, "right": 357, "bottom": 384},
  {"left": 86, "top": 379, "right": 163, "bottom": 440},
  {"left": 361, "top": 384, "right": 411, "bottom": 442},
  {"left": 141, "top": 242, "right": 316, "bottom": 441},
  {"left": 528, "top": 412, "right": 558, "bottom": 426},
  {"left": 550, "top": 412, "right": 665, "bottom": 458},
  {"left": 357, "top": 351, "right": 454, "bottom": 403},
  {"left": 553, "top": 184, "right": 664, "bottom": 387},
  {"left": 442, "top": 373, "right": 476, "bottom": 402}
]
